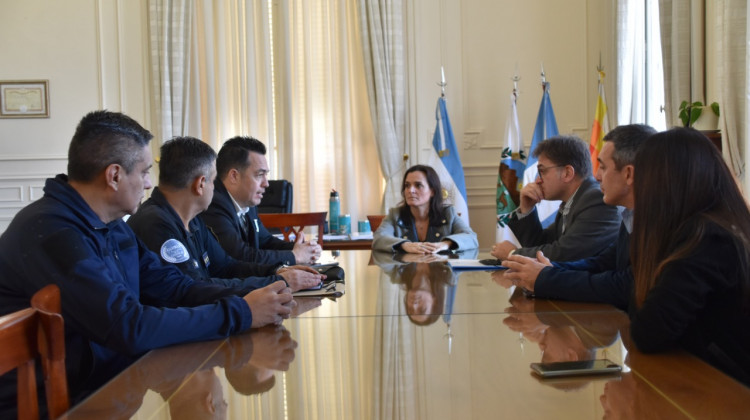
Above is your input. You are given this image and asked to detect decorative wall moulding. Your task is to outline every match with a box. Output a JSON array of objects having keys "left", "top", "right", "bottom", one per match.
[
  {"left": 0, "top": 186, "right": 24, "bottom": 202},
  {"left": 464, "top": 129, "right": 481, "bottom": 150},
  {"left": 0, "top": 80, "right": 49, "bottom": 118}
]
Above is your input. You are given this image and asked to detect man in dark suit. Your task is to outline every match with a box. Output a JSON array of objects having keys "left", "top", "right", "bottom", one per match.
[
  {"left": 491, "top": 135, "right": 621, "bottom": 262},
  {"left": 202, "top": 136, "right": 322, "bottom": 265},
  {"left": 499, "top": 124, "right": 656, "bottom": 310},
  {"left": 128, "top": 137, "right": 322, "bottom": 292}
]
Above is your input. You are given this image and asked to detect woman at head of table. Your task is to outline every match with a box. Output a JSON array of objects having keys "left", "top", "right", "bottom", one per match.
[
  {"left": 629, "top": 127, "right": 750, "bottom": 386},
  {"left": 372, "top": 164, "right": 478, "bottom": 254}
]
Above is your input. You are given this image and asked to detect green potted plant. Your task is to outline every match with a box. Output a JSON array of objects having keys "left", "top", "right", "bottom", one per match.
[{"left": 678, "top": 101, "right": 720, "bottom": 130}]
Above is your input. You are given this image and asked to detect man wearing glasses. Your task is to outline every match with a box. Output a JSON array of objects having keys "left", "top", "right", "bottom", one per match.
[
  {"left": 499, "top": 124, "right": 656, "bottom": 309},
  {"left": 490, "top": 135, "right": 620, "bottom": 262}
]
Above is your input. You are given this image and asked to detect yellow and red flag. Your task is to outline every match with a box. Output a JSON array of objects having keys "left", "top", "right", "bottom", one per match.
[{"left": 589, "top": 70, "right": 610, "bottom": 173}]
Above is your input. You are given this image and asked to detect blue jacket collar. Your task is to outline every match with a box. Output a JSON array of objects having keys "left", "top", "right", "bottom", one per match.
[{"left": 45, "top": 174, "right": 120, "bottom": 231}]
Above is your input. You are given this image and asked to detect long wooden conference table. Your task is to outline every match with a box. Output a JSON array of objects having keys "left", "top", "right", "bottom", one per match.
[{"left": 64, "top": 250, "right": 750, "bottom": 419}]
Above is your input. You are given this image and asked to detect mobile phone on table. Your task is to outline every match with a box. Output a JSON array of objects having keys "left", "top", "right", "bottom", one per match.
[{"left": 530, "top": 359, "right": 622, "bottom": 378}]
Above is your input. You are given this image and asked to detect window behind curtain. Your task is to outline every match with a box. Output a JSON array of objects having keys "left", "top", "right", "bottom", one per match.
[
  {"left": 617, "top": 0, "right": 667, "bottom": 130},
  {"left": 269, "top": 0, "right": 380, "bottom": 218},
  {"left": 150, "top": 0, "right": 381, "bottom": 218}
]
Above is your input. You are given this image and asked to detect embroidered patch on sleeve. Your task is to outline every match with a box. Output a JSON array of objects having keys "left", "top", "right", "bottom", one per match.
[{"left": 160, "top": 238, "right": 190, "bottom": 263}]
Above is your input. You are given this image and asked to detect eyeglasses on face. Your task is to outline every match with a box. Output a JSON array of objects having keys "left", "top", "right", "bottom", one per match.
[{"left": 536, "top": 165, "right": 564, "bottom": 179}]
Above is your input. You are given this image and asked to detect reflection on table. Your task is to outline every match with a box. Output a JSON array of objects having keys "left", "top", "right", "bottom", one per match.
[
  {"left": 66, "top": 325, "right": 297, "bottom": 419},
  {"left": 65, "top": 250, "right": 750, "bottom": 419}
]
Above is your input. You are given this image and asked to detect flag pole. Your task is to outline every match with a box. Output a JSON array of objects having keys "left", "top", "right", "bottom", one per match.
[
  {"left": 509, "top": 73, "right": 524, "bottom": 163},
  {"left": 438, "top": 66, "right": 447, "bottom": 98},
  {"left": 540, "top": 62, "right": 546, "bottom": 86},
  {"left": 540, "top": 62, "right": 550, "bottom": 93},
  {"left": 436, "top": 66, "right": 448, "bottom": 156},
  {"left": 511, "top": 64, "right": 521, "bottom": 103}
]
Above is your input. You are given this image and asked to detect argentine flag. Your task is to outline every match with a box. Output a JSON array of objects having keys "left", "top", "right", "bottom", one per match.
[
  {"left": 430, "top": 96, "right": 470, "bottom": 225},
  {"left": 523, "top": 82, "right": 560, "bottom": 227}
]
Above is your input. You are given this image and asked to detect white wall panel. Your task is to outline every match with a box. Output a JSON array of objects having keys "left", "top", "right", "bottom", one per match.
[
  {"left": 0, "top": 157, "right": 66, "bottom": 231},
  {"left": 0, "top": 0, "right": 149, "bottom": 234}
]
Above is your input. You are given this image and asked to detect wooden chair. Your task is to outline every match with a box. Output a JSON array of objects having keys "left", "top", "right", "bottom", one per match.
[
  {"left": 0, "top": 284, "right": 68, "bottom": 420},
  {"left": 258, "top": 212, "right": 327, "bottom": 246},
  {"left": 31, "top": 285, "right": 68, "bottom": 419},
  {"left": 367, "top": 215, "right": 385, "bottom": 232}
]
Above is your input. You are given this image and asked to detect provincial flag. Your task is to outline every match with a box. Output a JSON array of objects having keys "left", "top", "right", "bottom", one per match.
[
  {"left": 496, "top": 92, "right": 526, "bottom": 244},
  {"left": 430, "top": 96, "right": 469, "bottom": 224},
  {"left": 589, "top": 70, "right": 610, "bottom": 173},
  {"left": 522, "top": 82, "right": 560, "bottom": 228}
]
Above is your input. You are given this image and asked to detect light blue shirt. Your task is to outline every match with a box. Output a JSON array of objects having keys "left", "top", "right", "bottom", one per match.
[{"left": 621, "top": 207, "right": 634, "bottom": 233}]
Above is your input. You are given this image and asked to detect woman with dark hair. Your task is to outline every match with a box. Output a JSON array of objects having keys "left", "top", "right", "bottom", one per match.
[
  {"left": 629, "top": 127, "right": 750, "bottom": 385},
  {"left": 373, "top": 164, "right": 478, "bottom": 253}
]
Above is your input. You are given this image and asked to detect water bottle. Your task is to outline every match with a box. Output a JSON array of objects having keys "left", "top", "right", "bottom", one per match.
[{"left": 329, "top": 189, "right": 340, "bottom": 234}]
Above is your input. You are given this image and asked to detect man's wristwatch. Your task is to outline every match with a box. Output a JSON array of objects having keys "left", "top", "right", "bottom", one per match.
[{"left": 275, "top": 264, "right": 290, "bottom": 274}]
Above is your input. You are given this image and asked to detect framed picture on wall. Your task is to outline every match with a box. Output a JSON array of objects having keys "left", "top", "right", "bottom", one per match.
[{"left": 0, "top": 80, "right": 49, "bottom": 118}]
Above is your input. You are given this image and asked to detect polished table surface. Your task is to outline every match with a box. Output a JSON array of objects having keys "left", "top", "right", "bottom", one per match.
[{"left": 65, "top": 250, "right": 750, "bottom": 419}]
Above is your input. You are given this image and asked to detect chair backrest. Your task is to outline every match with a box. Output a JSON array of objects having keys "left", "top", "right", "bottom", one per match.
[
  {"left": 31, "top": 285, "right": 68, "bottom": 419},
  {"left": 367, "top": 215, "right": 385, "bottom": 232},
  {"left": 257, "top": 180, "right": 293, "bottom": 214},
  {"left": 0, "top": 284, "right": 68, "bottom": 420},
  {"left": 258, "top": 212, "right": 326, "bottom": 246}
]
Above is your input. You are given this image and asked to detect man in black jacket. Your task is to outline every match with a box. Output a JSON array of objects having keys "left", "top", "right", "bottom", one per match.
[
  {"left": 499, "top": 124, "right": 656, "bottom": 310},
  {"left": 128, "top": 137, "right": 322, "bottom": 292},
  {"left": 202, "top": 136, "right": 321, "bottom": 265}
]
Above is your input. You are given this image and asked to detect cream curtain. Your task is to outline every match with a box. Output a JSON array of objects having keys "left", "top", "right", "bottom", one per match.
[
  {"left": 660, "top": 0, "right": 747, "bottom": 180},
  {"left": 148, "top": 0, "right": 193, "bottom": 143},
  {"left": 716, "top": 0, "right": 747, "bottom": 179},
  {"left": 149, "top": 1, "right": 380, "bottom": 217},
  {"left": 148, "top": 0, "right": 274, "bottom": 152},
  {"left": 358, "top": 0, "right": 406, "bottom": 212},
  {"left": 658, "top": 0, "right": 705, "bottom": 128},
  {"left": 189, "top": 1, "right": 276, "bottom": 153},
  {"left": 273, "top": 0, "right": 381, "bottom": 218}
]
